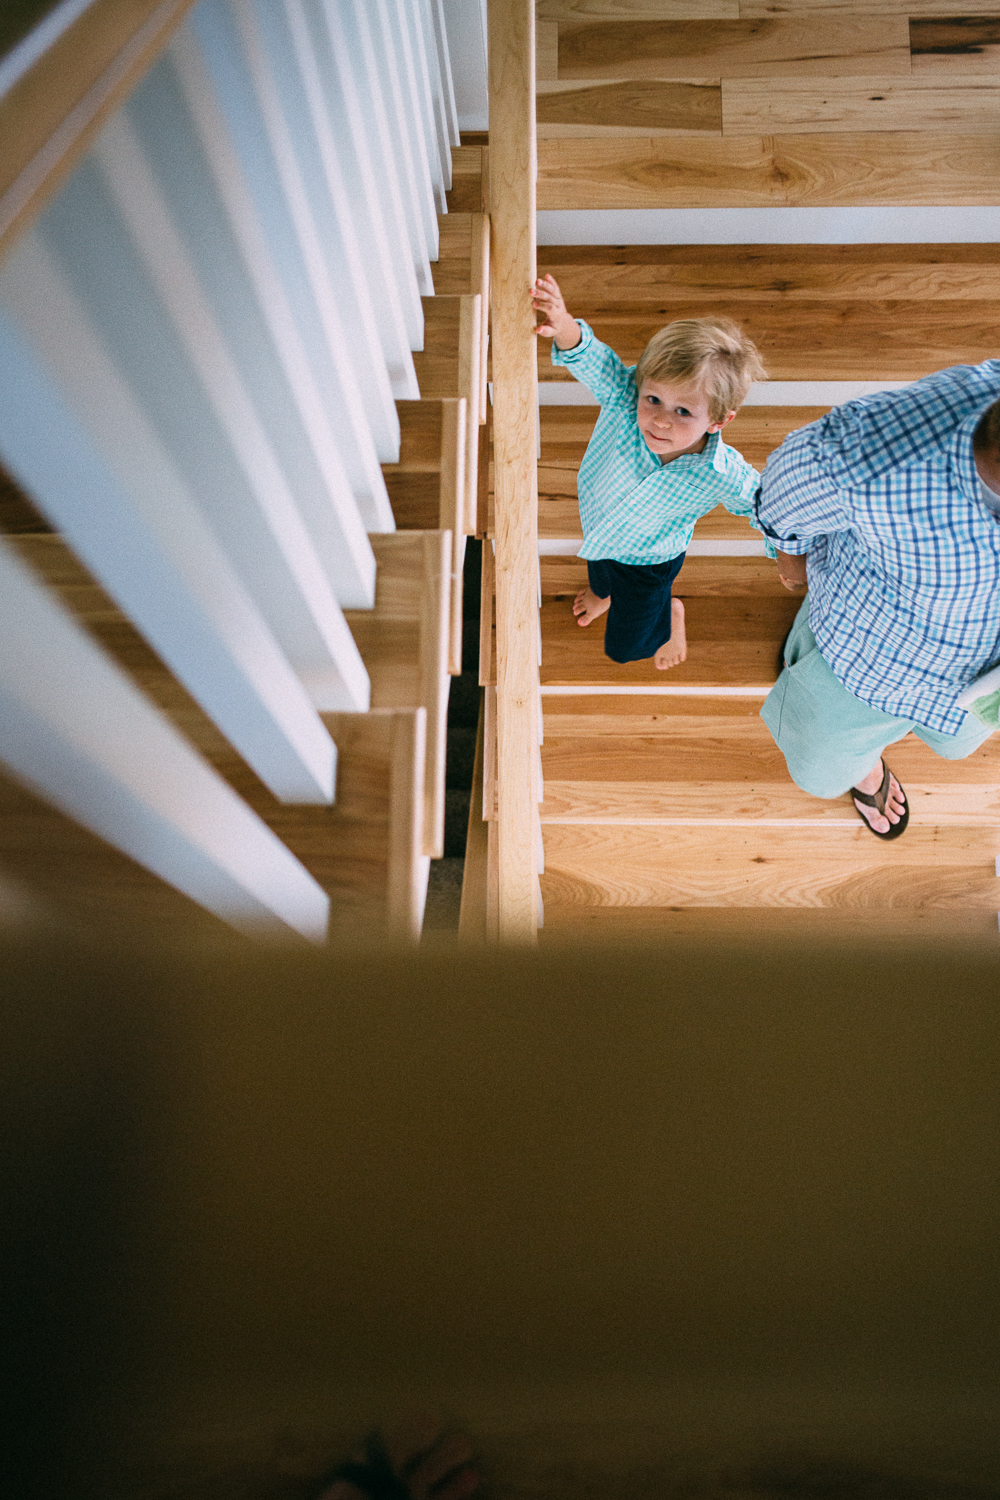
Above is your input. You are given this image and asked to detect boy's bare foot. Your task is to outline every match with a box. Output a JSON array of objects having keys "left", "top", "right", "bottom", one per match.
[
  {"left": 653, "top": 599, "right": 687, "bottom": 670},
  {"left": 573, "top": 586, "right": 610, "bottom": 627},
  {"left": 320, "top": 1414, "right": 478, "bottom": 1500}
]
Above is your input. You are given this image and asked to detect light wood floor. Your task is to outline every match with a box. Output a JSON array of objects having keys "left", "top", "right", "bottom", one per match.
[
  {"left": 537, "top": 2, "right": 1000, "bottom": 206},
  {"left": 533, "top": 8, "right": 1000, "bottom": 935}
]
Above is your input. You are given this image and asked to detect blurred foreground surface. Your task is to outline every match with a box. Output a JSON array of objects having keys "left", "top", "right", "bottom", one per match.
[{"left": 2, "top": 931, "right": 999, "bottom": 1498}]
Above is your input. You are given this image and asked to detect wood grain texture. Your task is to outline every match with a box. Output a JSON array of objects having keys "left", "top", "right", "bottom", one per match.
[
  {"left": 549, "top": 302, "right": 1000, "bottom": 380},
  {"left": 557, "top": 16, "right": 911, "bottom": 79},
  {"left": 537, "top": 18, "right": 560, "bottom": 78},
  {"left": 740, "top": 0, "right": 1000, "bottom": 12},
  {"left": 0, "top": 763, "right": 229, "bottom": 940},
  {"left": 537, "top": 79, "right": 722, "bottom": 136},
  {"left": 412, "top": 297, "right": 480, "bottom": 537},
  {"left": 539, "top": 0, "right": 739, "bottom": 16},
  {"left": 381, "top": 396, "right": 467, "bottom": 674},
  {"left": 536, "top": 243, "right": 1000, "bottom": 302},
  {"left": 0, "top": 0, "right": 199, "bottom": 257},
  {"left": 542, "top": 554, "right": 788, "bottom": 597},
  {"left": 540, "top": 822, "right": 1000, "bottom": 909},
  {"left": 723, "top": 74, "right": 1000, "bottom": 136},
  {"left": 445, "top": 145, "right": 487, "bottom": 213},
  {"left": 537, "top": 903, "right": 1000, "bottom": 940},
  {"left": 6, "top": 533, "right": 429, "bottom": 935},
  {"left": 910, "top": 16, "right": 1000, "bottom": 76},
  {"left": 345, "top": 531, "right": 450, "bottom": 860},
  {"left": 537, "top": 132, "right": 1000, "bottom": 206},
  {"left": 540, "top": 593, "right": 800, "bottom": 685},
  {"left": 542, "top": 779, "right": 1000, "bottom": 824},
  {"left": 489, "top": 0, "right": 542, "bottom": 941}
]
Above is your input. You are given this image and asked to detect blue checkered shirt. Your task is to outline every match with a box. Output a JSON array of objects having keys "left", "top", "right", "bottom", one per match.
[
  {"left": 552, "top": 321, "right": 761, "bottom": 565},
  {"left": 757, "top": 361, "right": 1000, "bottom": 734}
]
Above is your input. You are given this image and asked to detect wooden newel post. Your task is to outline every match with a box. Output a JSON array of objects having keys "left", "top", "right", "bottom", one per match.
[{"left": 488, "top": 0, "right": 539, "bottom": 944}]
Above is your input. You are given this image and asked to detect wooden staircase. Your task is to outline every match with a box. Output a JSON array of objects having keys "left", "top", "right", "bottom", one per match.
[
  {"left": 0, "top": 131, "right": 489, "bottom": 943},
  {"left": 513, "top": 5, "right": 1000, "bottom": 940}
]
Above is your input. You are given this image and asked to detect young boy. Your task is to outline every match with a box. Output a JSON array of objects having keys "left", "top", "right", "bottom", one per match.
[{"left": 532, "top": 273, "right": 769, "bottom": 669}]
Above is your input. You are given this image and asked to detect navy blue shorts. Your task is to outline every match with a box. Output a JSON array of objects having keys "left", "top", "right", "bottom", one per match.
[{"left": 587, "top": 554, "right": 686, "bottom": 664}]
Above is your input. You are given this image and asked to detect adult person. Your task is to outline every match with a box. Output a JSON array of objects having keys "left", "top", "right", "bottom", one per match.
[{"left": 755, "top": 362, "right": 1000, "bottom": 837}]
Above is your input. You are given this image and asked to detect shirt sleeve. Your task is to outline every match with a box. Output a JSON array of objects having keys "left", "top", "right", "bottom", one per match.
[
  {"left": 550, "top": 319, "right": 635, "bottom": 407},
  {"left": 755, "top": 420, "right": 854, "bottom": 557},
  {"left": 720, "top": 451, "right": 778, "bottom": 558}
]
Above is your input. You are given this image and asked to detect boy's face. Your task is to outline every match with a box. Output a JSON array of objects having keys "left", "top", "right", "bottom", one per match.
[{"left": 637, "top": 378, "right": 735, "bottom": 461}]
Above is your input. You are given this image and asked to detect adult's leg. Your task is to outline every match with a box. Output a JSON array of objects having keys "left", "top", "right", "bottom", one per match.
[{"left": 761, "top": 598, "right": 912, "bottom": 829}]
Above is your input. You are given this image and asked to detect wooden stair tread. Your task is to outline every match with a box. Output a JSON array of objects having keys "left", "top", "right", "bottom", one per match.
[
  {"left": 540, "top": 593, "right": 799, "bottom": 686},
  {"left": 540, "top": 821, "right": 1000, "bottom": 910},
  {"left": 7, "top": 532, "right": 433, "bottom": 931},
  {"left": 537, "top": 133, "right": 1000, "bottom": 210},
  {"left": 541, "top": 554, "right": 789, "bottom": 597},
  {"left": 444, "top": 144, "right": 487, "bottom": 213},
  {"left": 535, "top": 243, "right": 1000, "bottom": 301},
  {"left": 538, "top": 301, "right": 1000, "bottom": 382},
  {"left": 344, "top": 530, "right": 450, "bottom": 859},
  {"left": 537, "top": 904, "right": 1000, "bottom": 943},
  {"left": 382, "top": 396, "right": 466, "bottom": 674},
  {"left": 412, "top": 294, "right": 482, "bottom": 533},
  {"left": 542, "top": 779, "right": 1000, "bottom": 826}
]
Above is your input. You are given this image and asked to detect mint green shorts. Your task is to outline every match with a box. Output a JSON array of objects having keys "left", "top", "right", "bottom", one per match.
[{"left": 760, "top": 598, "right": 992, "bottom": 799}]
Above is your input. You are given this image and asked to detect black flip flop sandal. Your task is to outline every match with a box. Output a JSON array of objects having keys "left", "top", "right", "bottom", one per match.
[{"left": 850, "top": 759, "right": 909, "bottom": 840}]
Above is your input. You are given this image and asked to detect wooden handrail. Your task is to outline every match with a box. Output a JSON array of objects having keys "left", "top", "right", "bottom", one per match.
[
  {"left": 0, "top": 0, "right": 199, "bottom": 262},
  {"left": 488, "top": 0, "right": 539, "bottom": 943}
]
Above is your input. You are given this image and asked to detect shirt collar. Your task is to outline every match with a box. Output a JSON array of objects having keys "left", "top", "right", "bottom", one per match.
[{"left": 649, "top": 428, "right": 725, "bottom": 469}]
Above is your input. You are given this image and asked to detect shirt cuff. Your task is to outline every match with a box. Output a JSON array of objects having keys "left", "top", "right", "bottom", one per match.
[{"left": 551, "top": 319, "right": 592, "bottom": 365}]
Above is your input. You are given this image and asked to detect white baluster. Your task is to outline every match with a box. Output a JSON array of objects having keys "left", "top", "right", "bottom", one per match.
[
  {"left": 189, "top": 0, "right": 396, "bottom": 505},
  {"left": 0, "top": 538, "right": 330, "bottom": 940},
  {"left": 0, "top": 247, "right": 342, "bottom": 804},
  {"left": 285, "top": 0, "right": 420, "bottom": 394},
  {"left": 335, "top": 0, "right": 435, "bottom": 301}
]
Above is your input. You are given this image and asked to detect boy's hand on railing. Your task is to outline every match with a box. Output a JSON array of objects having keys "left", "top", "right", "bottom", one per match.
[
  {"left": 531, "top": 274, "right": 582, "bottom": 350},
  {"left": 776, "top": 549, "right": 808, "bottom": 592}
]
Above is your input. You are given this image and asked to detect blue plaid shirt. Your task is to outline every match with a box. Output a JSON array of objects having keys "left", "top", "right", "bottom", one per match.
[
  {"left": 757, "top": 361, "right": 1000, "bottom": 734},
  {"left": 552, "top": 321, "right": 761, "bottom": 565}
]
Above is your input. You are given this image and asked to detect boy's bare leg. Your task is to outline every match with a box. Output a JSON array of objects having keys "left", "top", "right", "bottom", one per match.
[
  {"left": 573, "top": 587, "right": 611, "bottom": 627},
  {"left": 654, "top": 599, "right": 687, "bottom": 670}
]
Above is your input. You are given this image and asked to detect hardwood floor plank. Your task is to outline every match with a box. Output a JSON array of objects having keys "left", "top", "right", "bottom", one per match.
[
  {"left": 540, "top": 592, "right": 800, "bottom": 685},
  {"left": 537, "top": 133, "right": 1000, "bottom": 207},
  {"left": 549, "top": 302, "right": 1000, "bottom": 380},
  {"left": 741, "top": 0, "right": 1000, "bottom": 12},
  {"left": 542, "top": 554, "right": 789, "bottom": 597},
  {"left": 538, "top": 905, "right": 1000, "bottom": 941},
  {"left": 537, "top": 79, "right": 723, "bottom": 136},
  {"left": 540, "top": 0, "right": 739, "bottom": 17},
  {"left": 723, "top": 75, "right": 1000, "bottom": 136},
  {"left": 557, "top": 17, "right": 911, "bottom": 79},
  {"left": 910, "top": 16, "right": 1000, "bottom": 73},
  {"left": 537, "top": 19, "right": 560, "bottom": 79},
  {"left": 540, "top": 822, "right": 1000, "bottom": 908},
  {"left": 536, "top": 247, "right": 1000, "bottom": 301},
  {"left": 541, "top": 778, "right": 1000, "bottom": 823}
]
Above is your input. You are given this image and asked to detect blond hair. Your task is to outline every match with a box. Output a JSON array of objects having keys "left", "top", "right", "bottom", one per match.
[{"left": 635, "top": 316, "right": 767, "bottom": 423}]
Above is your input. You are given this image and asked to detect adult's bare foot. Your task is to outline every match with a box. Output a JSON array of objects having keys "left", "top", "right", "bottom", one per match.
[
  {"left": 653, "top": 599, "right": 687, "bottom": 670},
  {"left": 573, "top": 586, "right": 610, "bottom": 627},
  {"left": 852, "top": 759, "right": 906, "bottom": 834},
  {"left": 319, "top": 1415, "right": 478, "bottom": 1500}
]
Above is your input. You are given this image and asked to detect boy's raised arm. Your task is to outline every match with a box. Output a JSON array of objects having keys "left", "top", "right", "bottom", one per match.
[{"left": 531, "top": 274, "right": 582, "bottom": 349}]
